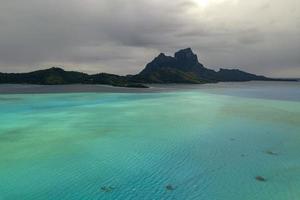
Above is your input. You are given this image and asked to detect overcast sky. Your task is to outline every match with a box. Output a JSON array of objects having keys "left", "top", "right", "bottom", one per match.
[{"left": 0, "top": 0, "right": 299, "bottom": 77}]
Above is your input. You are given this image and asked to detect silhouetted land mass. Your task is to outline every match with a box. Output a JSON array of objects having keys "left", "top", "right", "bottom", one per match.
[
  {"left": 130, "top": 48, "right": 295, "bottom": 83},
  {"left": 0, "top": 48, "right": 296, "bottom": 87},
  {"left": 0, "top": 68, "right": 142, "bottom": 88}
]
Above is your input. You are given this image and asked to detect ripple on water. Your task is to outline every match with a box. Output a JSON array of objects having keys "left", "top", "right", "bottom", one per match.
[{"left": 0, "top": 86, "right": 300, "bottom": 200}]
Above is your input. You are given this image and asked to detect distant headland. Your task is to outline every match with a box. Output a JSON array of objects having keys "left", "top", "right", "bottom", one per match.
[{"left": 0, "top": 48, "right": 296, "bottom": 88}]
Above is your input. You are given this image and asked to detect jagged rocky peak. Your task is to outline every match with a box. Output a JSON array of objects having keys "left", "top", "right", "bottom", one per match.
[
  {"left": 155, "top": 53, "right": 168, "bottom": 60},
  {"left": 148, "top": 52, "right": 174, "bottom": 66},
  {"left": 149, "top": 53, "right": 173, "bottom": 65},
  {"left": 158, "top": 53, "right": 166, "bottom": 57},
  {"left": 174, "top": 48, "right": 199, "bottom": 65}
]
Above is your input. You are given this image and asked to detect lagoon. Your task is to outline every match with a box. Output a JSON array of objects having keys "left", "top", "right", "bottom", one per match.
[{"left": 0, "top": 82, "right": 300, "bottom": 200}]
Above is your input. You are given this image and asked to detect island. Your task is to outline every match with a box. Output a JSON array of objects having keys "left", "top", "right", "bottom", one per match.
[{"left": 0, "top": 48, "right": 296, "bottom": 87}]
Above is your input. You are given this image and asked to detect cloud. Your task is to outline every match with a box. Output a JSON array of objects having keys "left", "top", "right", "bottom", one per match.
[{"left": 0, "top": 0, "right": 299, "bottom": 77}]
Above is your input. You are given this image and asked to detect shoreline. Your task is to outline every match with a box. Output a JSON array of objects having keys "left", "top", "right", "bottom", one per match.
[
  {"left": 0, "top": 84, "right": 158, "bottom": 94},
  {"left": 0, "top": 81, "right": 299, "bottom": 95}
]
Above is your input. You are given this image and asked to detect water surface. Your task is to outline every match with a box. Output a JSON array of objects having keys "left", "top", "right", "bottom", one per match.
[{"left": 0, "top": 82, "right": 300, "bottom": 200}]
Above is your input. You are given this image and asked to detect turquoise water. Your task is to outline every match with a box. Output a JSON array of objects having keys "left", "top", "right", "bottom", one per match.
[{"left": 0, "top": 83, "right": 300, "bottom": 200}]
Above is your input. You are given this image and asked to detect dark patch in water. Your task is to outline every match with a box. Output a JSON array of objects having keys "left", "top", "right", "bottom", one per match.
[
  {"left": 165, "top": 184, "right": 176, "bottom": 191},
  {"left": 255, "top": 176, "right": 267, "bottom": 182},
  {"left": 0, "top": 97, "right": 22, "bottom": 101},
  {"left": 265, "top": 150, "right": 278, "bottom": 156},
  {"left": 0, "top": 129, "right": 27, "bottom": 142},
  {"left": 100, "top": 186, "right": 115, "bottom": 193}
]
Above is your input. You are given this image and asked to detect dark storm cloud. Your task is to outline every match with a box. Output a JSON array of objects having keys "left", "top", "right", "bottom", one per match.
[{"left": 0, "top": 0, "right": 299, "bottom": 77}]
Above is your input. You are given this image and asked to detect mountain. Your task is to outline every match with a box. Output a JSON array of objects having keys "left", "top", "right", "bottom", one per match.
[
  {"left": 0, "top": 48, "right": 296, "bottom": 87},
  {"left": 0, "top": 67, "right": 88, "bottom": 85},
  {"left": 0, "top": 67, "right": 147, "bottom": 88},
  {"left": 130, "top": 48, "right": 275, "bottom": 83}
]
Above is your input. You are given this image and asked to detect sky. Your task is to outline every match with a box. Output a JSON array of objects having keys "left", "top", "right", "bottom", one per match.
[{"left": 0, "top": 0, "right": 299, "bottom": 77}]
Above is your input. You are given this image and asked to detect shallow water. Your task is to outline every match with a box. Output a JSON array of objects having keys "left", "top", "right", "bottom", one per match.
[{"left": 0, "top": 82, "right": 300, "bottom": 200}]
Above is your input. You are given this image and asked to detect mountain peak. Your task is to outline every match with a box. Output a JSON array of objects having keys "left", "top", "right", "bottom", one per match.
[
  {"left": 156, "top": 53, "right": 167, "bottom": 59},
  {"left": 174, "top": 48, "right": 198, "bottom": 66},
  {"left": 175, "top": 47, "right": 193, "bottom": 54},
  {"left": 158, "top": 53, "right": 166, "bottom": 57},
  {"left": 133, "top": 47, "right": 275, "bottom": 83}
]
